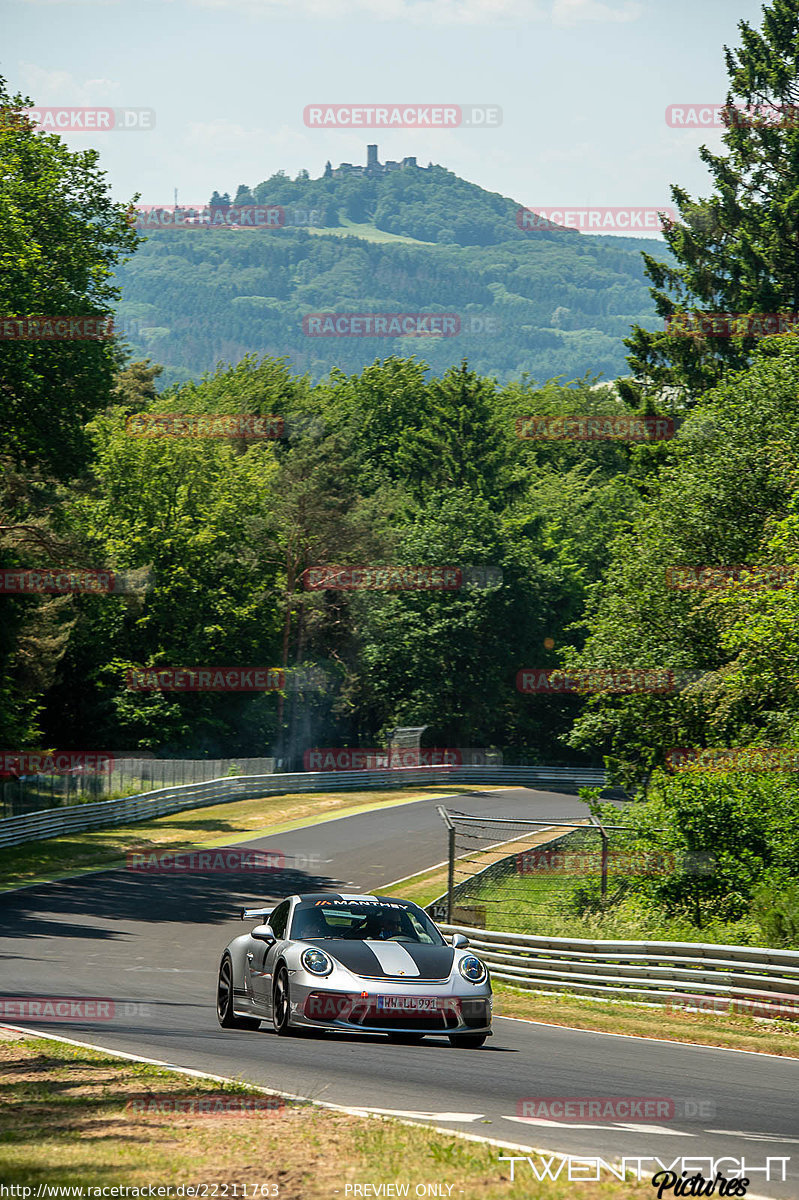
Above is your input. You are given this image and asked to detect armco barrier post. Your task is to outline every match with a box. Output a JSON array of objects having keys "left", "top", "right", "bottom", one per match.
[{"left": 437, "top": 805, "right": 456, "bottom": 924}]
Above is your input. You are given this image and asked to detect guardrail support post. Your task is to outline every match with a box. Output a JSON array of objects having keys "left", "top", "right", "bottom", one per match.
[
  {"left": 600, "top": 828, "right": 608, "bottom": 900},
  {"left": 447, "top": 825, "right": 455, "bottom": 923},
  {"left": 437, "top": 805, "right": 456, "bottom": 924}
]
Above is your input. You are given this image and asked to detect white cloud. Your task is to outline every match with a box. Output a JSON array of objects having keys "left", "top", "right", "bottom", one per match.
[
  {"left": 551, "top": 0, "right": 642, "bottom": 24},
  {"left": 178, "top": 0, "right": 535, "bottom": 19},
  {"left": 17, "top": 62, "right": 119, "bottom": 104},
  {"left": 14, "top": 0, "right": 640, "bottom": 21},
  {"left": 159, "top": 0, "right": 643, "bottom": 24}
]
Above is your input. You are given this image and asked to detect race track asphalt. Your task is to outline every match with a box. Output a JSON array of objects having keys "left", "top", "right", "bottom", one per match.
[{"left": 1, "top": 787, "right": 797, "bottom": 1198}]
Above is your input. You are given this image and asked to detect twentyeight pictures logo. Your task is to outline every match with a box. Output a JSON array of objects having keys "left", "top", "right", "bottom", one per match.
[{"left": 303, "top": 104, "right": 501, "bottom": 128}]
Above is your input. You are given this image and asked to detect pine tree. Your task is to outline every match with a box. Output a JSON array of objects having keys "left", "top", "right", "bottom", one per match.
[{"left": 622, "top": 0, "right": 799, "bottom": 408}]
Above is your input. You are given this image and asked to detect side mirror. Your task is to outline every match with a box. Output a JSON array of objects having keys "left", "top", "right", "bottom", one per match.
[
  {"left": 251, "top": 924, "right": 276, "bottom": 945},
  {"left": 451, "top": 933, "right": 470, "bottom": 948}
]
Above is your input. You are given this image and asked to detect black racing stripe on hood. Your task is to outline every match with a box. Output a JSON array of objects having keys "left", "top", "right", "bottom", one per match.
[
  {"left": 306, "top": 940, "right": 455, "bottom": 979},
  {"left": 399, "top": 944, "right": 455, "bottom": 978},
  {"left": 306, "top": 939, "right": 386, "bottom": 976}
]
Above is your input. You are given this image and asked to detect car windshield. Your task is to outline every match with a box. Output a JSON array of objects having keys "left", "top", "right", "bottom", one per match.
[{"left": 290, "top": 900, "right": 444, "bottom": 945}]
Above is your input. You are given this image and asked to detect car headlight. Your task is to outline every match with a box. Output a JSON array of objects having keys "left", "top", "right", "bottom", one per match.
[
  {"left": 302, "top": 947, "right": 333, "bottom": 976},
  {"left": 458, "top": 954, "right": 487, "bottom": 983}
]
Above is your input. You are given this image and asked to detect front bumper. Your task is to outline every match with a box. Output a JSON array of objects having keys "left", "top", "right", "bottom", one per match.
[{"left": 289, "top": 975, "right": 492, "bottom": 1036}]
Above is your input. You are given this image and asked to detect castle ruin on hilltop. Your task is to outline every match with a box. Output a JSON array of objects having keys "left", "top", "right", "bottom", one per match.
[{"left": 327, "top": 145, "right": 431, "bottom": 179}]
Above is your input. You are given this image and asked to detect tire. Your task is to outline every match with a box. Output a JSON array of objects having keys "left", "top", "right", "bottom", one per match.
[
  {"left": 386, "top": 1032, "right": 425, "bottom": 1044},
  {"left": 272, "top": 966, "right": 296, "bottom": 1036},
  {"left": 448, "top": 1032, "right": 487, "bottom": 1049},
  {"left": 216, "top": 954, "right": 261, "bottom": 1030}
]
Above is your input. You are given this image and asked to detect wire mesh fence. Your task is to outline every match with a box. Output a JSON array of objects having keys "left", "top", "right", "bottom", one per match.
[
  {"left": 0, "top": 757, "right": 276, "bottom": 817},
  {"left": 429, "top": 808, "right": 683, "bottom": 934}
]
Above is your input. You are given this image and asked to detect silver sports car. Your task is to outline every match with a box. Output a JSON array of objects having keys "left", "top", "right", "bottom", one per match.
[{"left": 216, "top": 892, "right": 492, "bottom": 1047}]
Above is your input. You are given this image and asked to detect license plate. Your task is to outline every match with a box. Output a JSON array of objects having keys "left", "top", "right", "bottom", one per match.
[{"left": 376, "top": 996, "right": 439, "bottom": 1012}]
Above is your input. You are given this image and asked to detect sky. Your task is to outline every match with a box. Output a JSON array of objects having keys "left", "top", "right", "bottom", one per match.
[{"left": 2, "top": 0, "right": 768, "bottom": 236}]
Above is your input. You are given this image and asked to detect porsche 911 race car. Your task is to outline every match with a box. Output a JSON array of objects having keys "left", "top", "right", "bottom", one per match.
[{"left": 216, "top": 892, "right": 492, "bottom": 1047}]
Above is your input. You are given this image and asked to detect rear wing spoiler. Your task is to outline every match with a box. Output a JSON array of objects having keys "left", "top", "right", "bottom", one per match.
[{"left": 240, "top": 906, "right": 275, "bottom": 920}]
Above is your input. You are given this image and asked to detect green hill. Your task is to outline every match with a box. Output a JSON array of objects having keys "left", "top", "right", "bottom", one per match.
[{"left": 113, "top": 157, "right": 672, "bottom": 387}]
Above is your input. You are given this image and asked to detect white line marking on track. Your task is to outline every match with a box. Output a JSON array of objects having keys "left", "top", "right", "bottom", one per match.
[
  {"left": 346, "top": 1109, "right": 484, "bottom": 1122},
  {"left": 502, "top": 1115, "right": 693, "bottom": 1136},
  {"left": 704, "top": 1130, "right": 799, "bottom": 1143}
]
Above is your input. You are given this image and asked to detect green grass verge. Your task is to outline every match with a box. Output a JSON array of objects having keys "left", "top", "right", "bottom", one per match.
[{"left": 0, "top": 1033, "right": 649, "bottom": 1199}]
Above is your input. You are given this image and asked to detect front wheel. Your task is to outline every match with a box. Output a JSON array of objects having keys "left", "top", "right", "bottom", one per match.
[
  {"left": 448, "top": 1032, "right": 487, "bottom": 1049},
  {"left": 217, "top": 955, "right": 260, "bottom": 1030},
  {"left": 272, "top": 966, "right": 296, "bottom": 1036}
]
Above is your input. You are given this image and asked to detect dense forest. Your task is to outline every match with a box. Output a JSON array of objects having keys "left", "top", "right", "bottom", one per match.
[
  {"left": 6, "top": 0, "right": 799, "bottom": 944},
  {"left": 115, "top": 163, "right": 669, "bottom": 387}
]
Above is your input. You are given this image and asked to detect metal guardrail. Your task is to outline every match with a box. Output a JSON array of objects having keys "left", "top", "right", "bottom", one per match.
[
  {"left": 0, "top": 764, "right": 606, "bottom": 849},
  {"left": 439, "top": 923, "right": 799, "bottom": 1017}
]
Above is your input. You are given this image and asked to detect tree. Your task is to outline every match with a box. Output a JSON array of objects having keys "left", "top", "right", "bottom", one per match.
[
  {"left": 623, "top": 0, "right": 799, "bottom": 407},
  {"left": 0, "top": 76, "right": 139, "bottom": 477},
  {"left": 566, "top": 337, "right": 799, "bottom": 783}
]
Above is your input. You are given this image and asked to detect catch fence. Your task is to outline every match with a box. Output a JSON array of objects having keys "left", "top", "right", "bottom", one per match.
[
  {"left": 0, "top": 757, "right": 275, "bottom": 818},
  {"left": 429, "top": 808, "right": 688, "bottom": 931}
]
